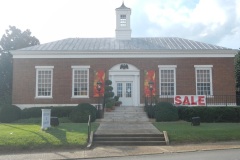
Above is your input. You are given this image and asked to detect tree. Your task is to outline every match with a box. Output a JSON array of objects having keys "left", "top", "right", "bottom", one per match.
[
  {"left": 235, "top": 49, "right": 240, "bottom": 94},
  {"left": 0, "top": 26, "right": 40, "bottom": 105}
]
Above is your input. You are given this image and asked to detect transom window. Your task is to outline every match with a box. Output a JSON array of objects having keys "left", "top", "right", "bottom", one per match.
[
  {"left": 158, "top": 65, "right": 177, "bottom": 96},
  {"left": 195, "top": 65, "right": 213, "bottom": 95},
  {"left": 35, "top": 66, "right": 54, "bottom": 98},
  {"left": 72, "top": 66, "right": 90, "bottom": 98},
  {"left": 120, "top": 15, "right": 126, "bottom": 27}
]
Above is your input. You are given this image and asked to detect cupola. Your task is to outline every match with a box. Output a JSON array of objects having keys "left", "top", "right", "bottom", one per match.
[{"left": 115, "top": 2, "right": 132, "bottom": 40}]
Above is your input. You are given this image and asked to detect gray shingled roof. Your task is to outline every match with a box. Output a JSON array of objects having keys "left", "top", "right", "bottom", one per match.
[{"left": 18, "top": 37, "right": 230, "bottom": 51}]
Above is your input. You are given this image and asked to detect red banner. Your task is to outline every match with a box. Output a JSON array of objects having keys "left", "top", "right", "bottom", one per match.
[
  {"left": 93, "top": 70, "right": 105, "bottom": 97},
  {"left": 144, "top": 70, "right": 156, "bottom": 97}
]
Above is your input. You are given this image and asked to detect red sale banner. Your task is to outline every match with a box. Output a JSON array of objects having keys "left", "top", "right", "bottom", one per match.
[{"left": 174, "top": 95, "right": 206, "bottom": 106}]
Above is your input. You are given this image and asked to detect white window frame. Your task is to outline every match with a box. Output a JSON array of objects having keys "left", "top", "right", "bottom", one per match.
[
  {"left": 158, "top": 65, "right": 177, "bottom": 97},
  {"left": 71, "top": 66, "right": 90, "bottom": 98},
  {"left": 120, "top": 14, "right": 127, "bottom": 27},
  {"left": 194, "top": 65, "right": 213, "bottom": 96},
  {"left": 35, "top": 66, "right": 54, "bottom": 98}
]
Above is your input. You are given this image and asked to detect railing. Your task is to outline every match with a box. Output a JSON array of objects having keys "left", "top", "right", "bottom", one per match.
[
  {"left": 145, "top": 95, "right": 239, "bottom": 107},
  {"left": 87, "top": 115, "right": 91, "bottom": 143}
]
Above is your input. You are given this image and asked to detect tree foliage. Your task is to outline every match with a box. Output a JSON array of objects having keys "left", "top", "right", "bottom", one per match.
[
  {"left": 0, "top": 26, "right": 40, "bottom": 105},
  {"left": 235, "top": 50, "right": 240, "bottom": 93}
]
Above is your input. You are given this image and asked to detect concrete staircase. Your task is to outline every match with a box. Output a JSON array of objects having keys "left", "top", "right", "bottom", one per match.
[
  {"left": 94, "top": 133, "right": 166, "bottom": 146},
  {"left": 94, "top": 106, "right": 167, "bottom": 146},
  {"left": 98, "top": 106, "right": 149, "bottom": 122}
]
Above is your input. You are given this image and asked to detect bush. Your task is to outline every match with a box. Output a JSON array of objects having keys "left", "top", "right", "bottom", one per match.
[
  {"left": 146, "top": 105, "right": 155, "bottom": 118},
  {"left": 0, "top": 105, "right": 22, "bottom": 123},
  {"left": 21, "top": 106, "right": 76, "bottom": 119},
  {"left": 178, "top": 107, "right": 240, "bottom": 122},
  {"left": 21, "top": 107, "right": 42, "bottom": 119},
  {"left": 69, "top": 103, "right": 97, "bottom": 123},
  {"left": 154, "top": 102, "right": 179, "bottom": 122}
]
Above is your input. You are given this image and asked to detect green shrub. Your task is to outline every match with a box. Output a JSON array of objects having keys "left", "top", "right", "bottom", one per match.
[
  {"left": 69, "top": 103, "right": 97, "bottom": 123},
  {"left": 154, "top": 102, "right": 179, "bottom": 122},
  {"left": 178, "top": 107, "right": 240, "bottom": 122},
  {"left": 146, "top": 105, "right": 155, "bottom": 118},
  {"left": 0, "top": 105, "right": 22, "bottom": 123},
  {"left": 105, "top": 80, "right": 112, "bottom": 85},
  {"left": 114, "top": 96, "right": 119, "bottom": 101},
  {"left": 21, "top": 106, "right": 76, "bottom": 119},
  {"left": 21, "top": 107, "right": 42, "bottom": 119},
  {"left": 51, "top": 106, "right": 76, "bottom": 117}
]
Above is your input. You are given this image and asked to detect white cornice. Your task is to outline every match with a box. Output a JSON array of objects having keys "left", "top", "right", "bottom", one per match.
[{"left": 11, "top": 50, "right": 237, "bottom": 59}]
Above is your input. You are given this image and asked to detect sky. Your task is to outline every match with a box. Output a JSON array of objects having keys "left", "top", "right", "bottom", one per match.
[{"left": 0, "top": 0, "right": 239, "bottom": 49}]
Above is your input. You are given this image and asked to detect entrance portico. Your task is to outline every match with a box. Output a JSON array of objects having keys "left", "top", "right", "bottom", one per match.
[{"left": 109, "top": 63, "right": 140, "bottom": 106}]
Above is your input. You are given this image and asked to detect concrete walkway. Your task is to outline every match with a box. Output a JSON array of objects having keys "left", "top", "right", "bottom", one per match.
[{"left": 1, "top": 141, "right": 240, "bottom": 160}]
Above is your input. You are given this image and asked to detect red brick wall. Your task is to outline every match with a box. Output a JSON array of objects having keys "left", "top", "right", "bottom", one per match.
[{"left": 12, "top": 57, "right": 235, "bottom": 105}]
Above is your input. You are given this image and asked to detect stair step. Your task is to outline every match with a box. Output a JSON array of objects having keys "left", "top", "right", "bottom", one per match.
[
  {"left": 94, "top": 137, "right": 165, "bottom": 141},
  {"left": 94, "top": 141, "right": 166, "bottom": 145},
  {"left": 94, "top": 134, "right": 164, "bottom": 137}
]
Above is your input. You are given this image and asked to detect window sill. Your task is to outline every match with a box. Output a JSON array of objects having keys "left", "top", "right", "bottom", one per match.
[
  {"left": 71, "top": 96, "right": 89, "bottom": 99},
  {"left": 35, "top": 96, "right": 53, "bottom": 99}
]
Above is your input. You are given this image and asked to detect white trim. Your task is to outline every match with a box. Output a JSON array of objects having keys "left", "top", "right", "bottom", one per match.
[
  {"left": 158, "top": 65, "right": 177, "bottom": 68},
  {"left": 71, "top": 66, "right": 90, "bottom": 98},
  {"left": 195, "top": 65, "right": 213, "bottom": 95},
  {"left": 14, "top": 104, "right": 78, "bottom": 109},
  {"left": 158, "top": 65, "right": 177, "bottom": 96},
  {"left": 71, "top": 65, "right": 90, "bottom": 69},
  {"left": 194, "top": 65, "right": 213, "bottom": 68},
  {"left": 35, "top": 66, "right": 54, "bottom": 69},
  {"left": 35, "top": 67, "right": 54, "bottom": 98},
  {"left": 11, "top": 50, "right": 237, "bottom": 59}
]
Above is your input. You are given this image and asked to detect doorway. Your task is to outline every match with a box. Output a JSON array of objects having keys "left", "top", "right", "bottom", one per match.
[
  {"left": 116, "top": 81, "right": 133, "bottom": 106},
  {"left": 109, "top": 63, "right": 140, "bottom": 106}
]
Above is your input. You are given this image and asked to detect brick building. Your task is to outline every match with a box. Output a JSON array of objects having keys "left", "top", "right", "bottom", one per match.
[{"left": 11, "top": 3, "right": 237, "bottom": 109}]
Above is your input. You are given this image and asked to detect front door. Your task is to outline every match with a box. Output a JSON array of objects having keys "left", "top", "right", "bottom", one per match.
[{"left": 116, "top": 82, "right": 133, "bottom": 106}]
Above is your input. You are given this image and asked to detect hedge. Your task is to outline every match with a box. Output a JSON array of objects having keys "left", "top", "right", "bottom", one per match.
[
  {"left": 154, "top": 102, "right": 179, "bottom": 122},
  {"left": 178, "top": 107, "right": 240, "bottom": 122},
  {"left": 0, "top": 105, "right": 22, "bottom": 123},
  {"left": 69, "top": 103, "right": 97, "bottom": 123},
  {"left": 21, "top": 106, "right": 76, "bottom": 119}
]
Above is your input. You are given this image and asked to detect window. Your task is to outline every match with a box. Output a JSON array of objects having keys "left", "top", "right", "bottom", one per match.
[
  {"left": 72, "top": 66, "right": 90, "bottom": 98},
  {"left": 120, "top": 15, "right": 126, "bottom": 27},
  {"left": 35, "top": 66, "right": 54, "bottom": 98},
  {"left": 158, "top": 65, "right": 177, "bottom": 96},
  {"left": 195, "top": 65, "right": 213, "bottom": 95}
]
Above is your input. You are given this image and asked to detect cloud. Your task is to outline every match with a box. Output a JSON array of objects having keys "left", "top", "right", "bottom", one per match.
[
  {"left": 135, "top": 0, "right": 239, "bottom": 48},
  {"left": 0, "top": 0, "right": 239, "bottom": 49}
]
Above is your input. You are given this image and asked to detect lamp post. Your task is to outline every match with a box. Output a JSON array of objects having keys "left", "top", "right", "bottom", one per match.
[
  {"left": 96, "top": 81, "right": 102, "bottom": 109},
  {"left": 148, "top": 81, "right": 154, "bottom": 106}
]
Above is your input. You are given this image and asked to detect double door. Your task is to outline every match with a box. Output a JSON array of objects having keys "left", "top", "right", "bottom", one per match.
[{"left": 116, "top": 82, "right": 133, "bottom": 106}]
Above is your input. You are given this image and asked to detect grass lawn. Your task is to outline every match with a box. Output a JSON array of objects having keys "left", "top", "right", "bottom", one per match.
[
  {"left": 154, "top": 121, "right": 240, "bottom": 144},
  {"left": 0, "top": 123, "right": 99, "bottom": 151}
]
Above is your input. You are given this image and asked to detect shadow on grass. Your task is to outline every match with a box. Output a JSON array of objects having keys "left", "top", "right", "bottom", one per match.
[{"left": 45, "top": 127, "right": 68, "bottom": 145}]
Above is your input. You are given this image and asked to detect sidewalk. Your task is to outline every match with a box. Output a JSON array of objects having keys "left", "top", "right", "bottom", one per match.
[{"left": 1, "top": 141, "right": 240, "bottom": 160}]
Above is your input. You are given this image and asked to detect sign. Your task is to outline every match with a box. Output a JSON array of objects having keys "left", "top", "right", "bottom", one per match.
[
  {"left": 174, "top": 95, "right": 206, "bottom": 106},
  {"left": 41, "top": 109, "right": 51, "bottom": 130}
]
